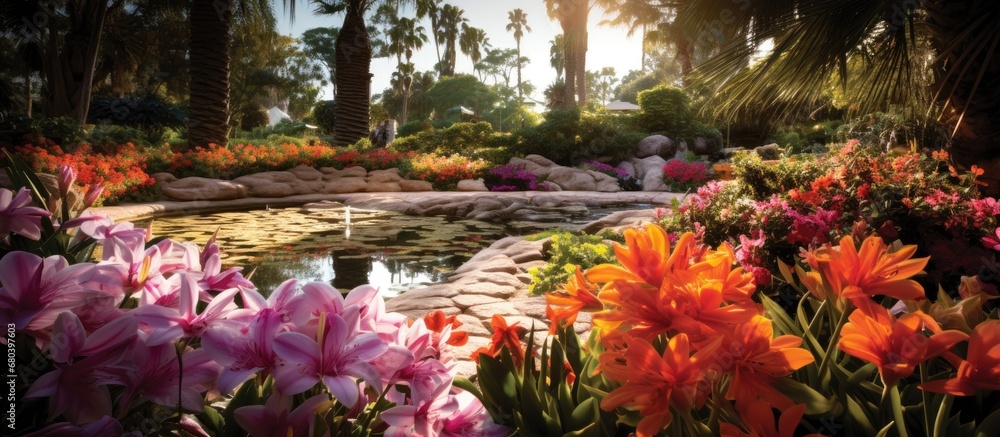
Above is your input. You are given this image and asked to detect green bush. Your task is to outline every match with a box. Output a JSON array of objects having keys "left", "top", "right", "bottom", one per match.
[
  {"left": 390, "top": 122, "right": 511, "bottom": 163},
  {"left": 33, "top": 117, "right": 88, "bottom": 148},
  {"left": 87, "top": 94, "right": 185, "bottom": 130},
  {"left": 239, "top": 106, "right": 270, "bottom": 131},
  {"left": 636, "top": 85, "right": 692, "bottom": 134},
  {"left": 313, "top": 100, "right": 336, "bottom": 133},
  {"left": 528, "top": 232, "right": 616, "bottom": 295},
  {"left": 87, "top": 124, "right": 148, "bottom": 150},
  {"left": 732, "top": 151, "right": 829, "bottom": 200},
  {"left": 396, "top": 119, "right": 433, "bottom": 138},
  {"left": 512, "top": 108, "right": 644, "bottom": 165}
]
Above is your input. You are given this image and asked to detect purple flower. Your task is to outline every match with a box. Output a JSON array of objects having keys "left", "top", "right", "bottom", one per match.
[
  {"left": 22, "top": 415, "right": 124, "bottom": 437},
  {"left": 0, "top": 187, "right": 51, "bottom": 240},
  {"left": 24, "top": 312, "right": 137, "bottom": 425},
  {"left": 0, "top": 252, "right": 93, "bottom": 336},
  {"left": 134, "top": 272, "right": 239, "bottom": 345},
  {"left": 272, "top": 312, "right": 387, "bottom": 406},
  {"left": 381, "top": 379, "right": 458, "bottom": 436},
  {"left": 201, "top": 308, "right": 283, "bottom": 394},
  {"left": 58, "top": 165, "right": 76, "bottom": 198},
  {"left": 234, "top": 393, "right": 329, "bottom": 437}
]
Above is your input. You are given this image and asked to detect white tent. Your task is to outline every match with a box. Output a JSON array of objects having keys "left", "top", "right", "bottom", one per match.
[
  {"left": 605, "top": 101, "right": 641, "bottom": 112},
  {"left": 267, "top": 106, "right": 291, "bottom": 126}
]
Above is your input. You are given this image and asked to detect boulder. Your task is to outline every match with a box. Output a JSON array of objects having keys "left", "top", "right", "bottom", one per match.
[
  {"left": 151, "top": 172, "right": 177, "bottom": 184},
  {"left": 508, "top": 157, "right": 545, "bottom": 172},
  {"left": 754, "top": 143, "right": 782, "bottom": 160},
  {"left": 323, "top": 178, "right": 368, "bottom": 193},
  {"left": 457, "top": 179, "right": 489, "bottom": 191},
  {"left": 631, "top": 155, "right": 668, "bottom": 179},
  {"left": 321, "top": 166, "right": 367, "bottom": 179},
  {"left": 367, "top": 168, "right": 402, "bottom": 183},
  {"left": 522, "top": 154, "right": 558, "bottom": 168},
  {"left": 287, "top": 165, "right": 324, "bottom": 181},
  {"left": 546, "top": 167, "right": 596, "bottom": 191},
  {"left": 636, "top": 135, "right": 676, "bottom": 159},
  {"left": 691, "top": 137, "right": 721, "bottom": 157},
  {"left": 365, "top": 181, "right": 402, "bottom": 192},
  {"left": 615, "top": 161, "right": 636, "bottom": 178},
  {"left": 160, "top": 177, "right": 249, "bottom": 201},
  {"left": 399, "top": 179, "right": 433, "bottom": 192}
]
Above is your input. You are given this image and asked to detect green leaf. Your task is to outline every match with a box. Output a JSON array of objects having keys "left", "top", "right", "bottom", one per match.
[
  {"left": 223, "top": 380, "right": 264, "bottom": 436},
  {"left": 762, "top": 295, "right": 801, "bottom": 336},
  {"left": 975, "top": 407, "right": 1000, "bottom": 437},
  {"left": 452, "top": 377, "right": 484, "bottom": 403},
  {"left": 875, "top": 421, "right": 895, "bottom": 437},
  {"left": 567, "top": 398, "right": 598, "bottom": 431},
  {"left": 200, "top": 405, "right": 226, "bottom": 435},
  {"left": 772, "top": 377, "right": 833, "bottom": 414}
]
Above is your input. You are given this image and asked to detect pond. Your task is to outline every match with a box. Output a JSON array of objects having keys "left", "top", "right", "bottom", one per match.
[
  {"left": 144, "top": 205, "right": 508, "bottom": 296},
  {"left": 144, "top": 202, "right": 653, "bottom": 297}
]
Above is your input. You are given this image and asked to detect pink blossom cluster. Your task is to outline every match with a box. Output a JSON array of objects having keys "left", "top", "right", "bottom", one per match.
[
  {"left": 662, "top": 159, "right": 710, "bottom": 185},
  {"left": 1, "top": 179, "right": 505, "bottom": 435}
]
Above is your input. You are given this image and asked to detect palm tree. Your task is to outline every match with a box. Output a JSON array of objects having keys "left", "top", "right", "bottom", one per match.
[
  {"left": 187, "top": 0, "right": 236, "bottom": 146},
  {"left": 415, "top": 0, "right": 443, "bottom": 69},
  {"left": 597, "top": 0, "right": 661, "bottom": 72},
  {"left": 549, "top": 34, "right": 565, "bottom": 81},
  {"left": 459, "top": 24, "right": 490, "bottom": 79},
  {"left": 387, "top": 16, "right": 426, "bottom": 124},
  {"left": 506, "top": 8, "right": 532, "bottom": 102},
  {"left": 391, "top": 62, "right": 416, "bottom": 124},
  {"left": 675, "top": 1, "right": 1000, "bottom": 192},
  {"left": 436, "top": 4, "right": 467, "bottom": 77},
  {"left": 545, "top": 0, "right": 592, "bottom": 107}
]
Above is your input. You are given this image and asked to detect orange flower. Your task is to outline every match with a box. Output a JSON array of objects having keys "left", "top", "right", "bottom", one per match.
[
  {"left": 723, "top": 316, "right": 816, "bottom": 410},
  {"left": 421, "top": 310, "right": 468, "bottom": 346},
  {"left": 812, "top": 235, "right": 928, "bottom": 311},
  {"left": 471, "top": 315, "right": 525, "bottom": 367},
  {"left": 720, "top": 401, "right": 825, "bottom": 437},
  {"left": 598, "top": 333, "right": 721, "bottom": 437},
  {"left": 545, "top": 266, "right": 603, "bottom": 334},
  {"left": 920, "top": 320, "right": 1000, "bottom": 396},
  {"left": 587, "top": 225, "right": 699, "bottom": 288},
  {"left": 971, "top": 165, "right": 985, "bottom": 177},
  {"left": 838, "top": 306, "right": 967, "bottom": 388}
]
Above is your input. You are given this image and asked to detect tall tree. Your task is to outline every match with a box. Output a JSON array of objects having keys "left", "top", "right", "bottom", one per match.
[
  {"left": 414, "top": 0, "right": 443, "bottom": 69},
  {"left": 506, "top": 8, "right": 532, "bottom": 102},
  {"left": 300, "top": 27, "right": 340, "bottom": 95},
  {"left": 386, "top": 16, "right": 426, "bottom": 124},
  {"left": 188, "top": 0, "right": 235, "bottom": 146},
  {"left": 545, "top": 0, "right": 592, "bottom": 107},
  {"left": 549, "top": 34, "right": 565, "bottom": 81},
  {"left": 597, "top": 0, "right": 661, "bottom": 72},
  {"left": 675, "top": 0, "right": 1000, "bottom": 193},
  {"left": 436, "top": 4, "right": 467, "bottom": 77},
  {"left": 459, "top": 24, "right": 489, "bottom": 80}
]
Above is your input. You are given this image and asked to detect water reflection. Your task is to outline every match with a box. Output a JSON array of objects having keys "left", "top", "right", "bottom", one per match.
[{"left": 142, "top": 205, "right": 508, "bottom": 296}]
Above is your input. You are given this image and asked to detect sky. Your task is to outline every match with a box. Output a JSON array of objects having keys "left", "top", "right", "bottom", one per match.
[{"left": 276, "top": 0, "right": 644, "bottom": 106}]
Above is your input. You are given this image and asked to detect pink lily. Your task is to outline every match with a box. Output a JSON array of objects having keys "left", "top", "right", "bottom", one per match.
[
  {"left": 0, "top": 252, "right": 93, "bottom": 336},
  {"left": 440, "top": 391, "right": 509, "bottom": 437},
  {"left": 234, "top": 393, "right": 329, "bottom": 437},
  {"left": 0, "top": 187, "right": 51, "bottom": 240},
  {"left": 134, "top": 272, "right": 239, "bottom": 345},
  {"left": 240, "top": 278, "right": 299, "bottom": 324},
  {"left": 272, "top": 311, "right": 387, "bottom": 407},
  {"left": 201, "top": 308, "right": 283, "bottom": 394},
  {"left": 58, "top": 165, "right": 76, "bottom": 198},
  {"left": 82, "top": 182, "right": 104, "bottom": 210},
  {"left": 22, "top": 415, "right": 124, "bottom": 437},
  {"left": 381, "top": 378, "right": 458, "bottom": 437},
  {"left": 115, "top": 337, "right": 221, "bottom": 413},
  {"left": 78, "top": 212, "right": 147, "bottom": 248},
  {"left": 24, "top": 312, "right": 138, "bottom": 425}
]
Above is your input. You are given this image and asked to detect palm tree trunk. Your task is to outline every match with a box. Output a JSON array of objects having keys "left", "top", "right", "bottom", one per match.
[
  {"left": 44, "top": 0, "right": 108, "bottom": 123},
  {"left": 576, "top": 28, "right": 587, "bottom": 106},
  {"left": 334, "top": 7, "right": 373, "bottom": 146},
  {"left": 516, "top": 39, "right": 523, "bottom": 101},
  {"left": 188, "top": 0, "right": 233, "bottom": 147},
  {"left": 24, "top": 71, "right": 32, "bottom": 117},
  {"left": 401, "top": 85, "right": 410, "bottom": 124},
  {"left": 562, "top": 21, "right": 576, "bottom": 108}
]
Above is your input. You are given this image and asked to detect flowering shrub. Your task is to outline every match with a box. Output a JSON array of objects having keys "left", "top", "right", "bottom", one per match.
[
  {"left": 480, "top": 223, "right": 1000, "bottom": 436},
  {"left": 16, "top": 143, "right": 157, "bottom": 205},
  {"left": 578, "top": 160, "right": 641, "bottom": 191},
  {"left": 400, "top": 153, "right": 490, "bottom": 190},
  {"left": 483, "top": 163, "right": 552, "bottom": 191},
  {"left": 660, "top": 141, "right": 1000, "bottom": 290},
  {"left": 2, "top": 161, "right": 505, "bottom": 435},
  {"left": 662, "top": 158, "right": 711, "bottom": 191}
]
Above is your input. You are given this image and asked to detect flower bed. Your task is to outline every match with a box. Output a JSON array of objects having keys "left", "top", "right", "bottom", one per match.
[{"left": 13, "top": 141, "right": 488, "bottom": 205}]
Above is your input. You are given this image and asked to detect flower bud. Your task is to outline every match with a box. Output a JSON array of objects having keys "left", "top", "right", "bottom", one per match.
[
  {"left": 58, "top": 165, "right": 76, "bottom": 198},
  {"left": 83, "top": 182, "right": 104, "bottom": 209}
]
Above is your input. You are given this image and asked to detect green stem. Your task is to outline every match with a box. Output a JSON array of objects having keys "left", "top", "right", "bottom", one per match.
[
  {"left": 175, "top": 338, "right": 191, "bottom": 427},
  {"left": 818, "top": 300, "right": 851, "bottom": 378},
  {"left": 933, "top": 395, "right": 953, "bottom": 437},
  {"left": 889, "top": 385, "right": 909, "bottom": 437},
  {"left": 920, "top": 364, "right": 932, "bottom": 434},
  {"left": 358, "top": 383, "right": 393, "bottom": 435}
]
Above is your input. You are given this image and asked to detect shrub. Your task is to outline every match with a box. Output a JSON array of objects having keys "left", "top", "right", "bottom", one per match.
[
  {"left": 312, "top": 100, "right": 336, "bottom": 133},
  {"left": 400, "top": 153, "right": 490, "bottom": 190},
  {"left": 483, "top": 163, "right": 550, "bottom": 191},
  {"left": 32, "top": 117, "right": 88, "bottom": 149},
  {"left": 239, "top": 106, "right": 270, "bottom": 131},
  {"left": 636, "top": 85, "right": 692, "bottom": 133},
  {"left": 396, "top": 119, "right": 433, "bottom": 138},
  {"left": 732, "top": 151, "right": 828, "bottom": 200},
  {"left": 662, "top": 158, "right": 711, "bottom": 191},
  {"left": 390, "top": 122, "right": 513, "bottom": 165},
  {"left": 512, "top": 108, "right": 644, "bottom": 165},
  {"left": 87, "top": 94, "right": 185, "bottom": 130},
  {"left": 528, "top": 232, "right": 616, "bottom": 295}
]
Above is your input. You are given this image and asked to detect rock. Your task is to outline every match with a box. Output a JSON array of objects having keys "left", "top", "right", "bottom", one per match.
[
  {"left": 396, "top": 284, "right": 461, "bottom": 300},
  {"left": 508, "top": 157, "right": 545, "bottom": 172},
  {"left": 323, "top": 178, "right": 369, "bottom": 194},
  {"left": 301, "top": 200, "right": 343, "bottom": 210},
  {"left": 691, "top": 137, "right": 721, "bottom": 157},
  {"left": 161, "top": 177, "right": 249, "bottom": 201},
  {"left": 151, "top": 172, "right": 177, "bottom": 184},
  {"left": 452, "top": 294, "right": 506, "bottom": 310},
  {"left": 523, "top": 154, "right": 558, "bottom": 168},
  {"left": 755, "top": 143, "right": 782, "bottom": 160},
  {"left": 399, "top": 179, "right": 433, "bottom": 192},
  {"left": 287, "top": 165, "right": 324, "bottom": 181},
  {"left": 719, "top": 147, "right": 743, "bottom": 160},
  {"left": 631, "top": 155, "right": 668, "bottom": 180},
  {"left": 582, "top": 209, "right": 659, "bottom": 233},
  {"left": 451, "top": 256, "right": 519, "bottom": 277},
  {"left": 365, "top": 182, "right": 402, "bottom": 192},
  {"left": 322, "top": 166, "right": 367, "bottom": 179},
  {"left": 546, "top": 167, "right": 597, "bottom": 191},
  {"left": 616, "top": 162, "right": 635, "bottom": 178},
  {"left": 29, "top": 173, "right": 84, "bottom": 212},
  {"left": 385, "top": 296, "right": 456, "bottom": 313},
  {"left": 457, "top": 179, "right": 489, "bottom": 191},
  {"left": 367, "top": 168, "right": 402, "bottom": 183},
  {"left": 637, "top": 135, "right": 676, "bottom": 159}
]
